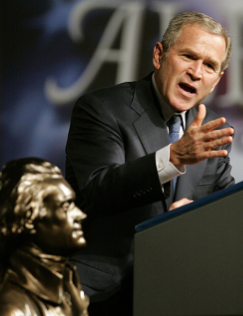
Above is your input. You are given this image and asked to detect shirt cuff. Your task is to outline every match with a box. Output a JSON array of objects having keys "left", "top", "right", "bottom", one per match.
[{"left": 156, "top": 144, "right": 186, "bottom": 185}]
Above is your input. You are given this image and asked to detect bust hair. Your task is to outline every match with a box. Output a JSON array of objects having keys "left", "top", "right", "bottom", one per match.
[{"left": 0, "top": 157, "right": 63, "bottom": 237}]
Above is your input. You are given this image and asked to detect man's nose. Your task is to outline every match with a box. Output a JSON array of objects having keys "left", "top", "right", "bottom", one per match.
[{"left": 187, "top": 61, "right": 203, "bottom": 80}]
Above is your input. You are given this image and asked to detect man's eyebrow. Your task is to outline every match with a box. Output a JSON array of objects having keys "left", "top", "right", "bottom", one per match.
[
  {"left": 180, "top": 49, "right": 220, "bottom": 70},
  {"left": 62, "top": 196, "right": 75, "bottom": 203}
]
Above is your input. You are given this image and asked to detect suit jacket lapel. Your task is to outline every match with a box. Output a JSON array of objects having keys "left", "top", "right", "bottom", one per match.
[
  {"left": 131, "top": 74, "right": 169, "bottom": 154},
  {"left": 130, "top": 76, "right": 209, "bottom": 204}
]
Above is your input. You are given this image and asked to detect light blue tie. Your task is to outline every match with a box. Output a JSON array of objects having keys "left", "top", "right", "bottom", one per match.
[{"left": 168, "top": 115, "right": 181, "bottom": 195}]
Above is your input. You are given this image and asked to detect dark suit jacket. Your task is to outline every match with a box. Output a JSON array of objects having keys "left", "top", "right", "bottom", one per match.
[{"left": 65, "top": 73, "right": 234, "bottom": 301}]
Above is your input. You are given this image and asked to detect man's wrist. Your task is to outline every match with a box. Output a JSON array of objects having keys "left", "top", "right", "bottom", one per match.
[
  {"left": 169, "top": 143, "right": 184, "bottom": 171},
  {"left": 156, "top": 145, "right": 185, "bottom": 184}
]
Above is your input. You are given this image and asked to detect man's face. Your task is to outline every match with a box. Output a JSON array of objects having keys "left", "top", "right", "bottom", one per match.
[
  {"left": 153, "top": 25, "right": 226, "bottom": 112},
  {"left": 33, "top": 178, "right": 87, "bottom": 256}
]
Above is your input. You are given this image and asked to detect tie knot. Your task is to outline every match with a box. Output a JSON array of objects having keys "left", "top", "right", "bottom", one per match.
[{"left": 168, "top": 115, "right": 181, "bottom": 134}]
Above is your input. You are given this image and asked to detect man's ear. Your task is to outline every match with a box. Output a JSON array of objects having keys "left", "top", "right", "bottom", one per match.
[
  {"left": 23, "top": 207, "right": 42, "bottom": 235},
  {"left": 209, "top": 71, "right": 224, "bottom": 93},
  {"left": 153, "top": 42, "right": 163, "bottom": 70},
  {"left": 24, "top": 209, "right": 36, "bottom": 234}
]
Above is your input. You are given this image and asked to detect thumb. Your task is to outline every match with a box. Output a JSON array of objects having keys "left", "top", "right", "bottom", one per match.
[{"left": 191, "top": 104, "right": 206, "bottom": 127}]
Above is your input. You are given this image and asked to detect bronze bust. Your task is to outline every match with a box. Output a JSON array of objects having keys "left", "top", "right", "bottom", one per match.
[{"left": 0, "top": 157, "right": 89, "bottom": 316}]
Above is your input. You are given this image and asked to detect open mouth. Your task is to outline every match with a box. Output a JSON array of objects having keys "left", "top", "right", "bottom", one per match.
[{"left": 179, "top": 83, "right": 196, "bottom": 94}]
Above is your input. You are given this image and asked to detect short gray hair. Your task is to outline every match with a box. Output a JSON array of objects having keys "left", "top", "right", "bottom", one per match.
[{"left": 161, "top": 12, "right": 232, "bottom": 71}]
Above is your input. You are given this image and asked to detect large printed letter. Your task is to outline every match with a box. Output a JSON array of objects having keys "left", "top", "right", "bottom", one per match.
[{"left": 45, "top": 1, "right": 144, "bottom": 105}]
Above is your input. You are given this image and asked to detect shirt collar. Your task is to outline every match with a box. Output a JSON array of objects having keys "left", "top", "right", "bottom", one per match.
[{"left": 152, "top": 73, "right": 186, "bottom": 129}]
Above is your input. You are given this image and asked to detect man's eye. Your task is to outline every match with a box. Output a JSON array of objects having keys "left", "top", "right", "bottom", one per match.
[
  {"left": 62, "top": 202, "right": 70, "bottom": 211},
  {"left": 184, "top": 54, "right": 192, "bottom": 59},
  {"left": 62, "top": 201, "right": 75, "bottom": 212},
  {"left": 205, "top": 63, "right": 216, "bottom": 73}
]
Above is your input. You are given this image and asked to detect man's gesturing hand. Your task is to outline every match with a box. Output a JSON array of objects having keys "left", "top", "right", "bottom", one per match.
[{"left": 170, "top": 104, "right": 234, "bottom": 170}]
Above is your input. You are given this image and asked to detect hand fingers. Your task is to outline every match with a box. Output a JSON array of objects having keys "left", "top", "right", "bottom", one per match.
[
  {"left": 191, "top": 103, "right": 206, "bottom": 127},
  {"left": 198, "top": 149, "right": 228, "bottom": 159},
  {"left": 200, "top": 117, "right": 227, "bottom": 133},
  {"left": 189, "top": 104, "right": 231, "bottom": 135},
  {"left": 203, "top": 135, "right": 233, "bottom": 151},
  {"left": 169, "top": 198, "right": 194, "bottom": 211},
  {"left": 202, "top": 127, "right": 234, "bottom": 142}
]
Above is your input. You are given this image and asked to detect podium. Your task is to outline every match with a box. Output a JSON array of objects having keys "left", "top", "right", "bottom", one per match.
[{"left": 133, "top": 181, "right": 243, "bottom": 316}]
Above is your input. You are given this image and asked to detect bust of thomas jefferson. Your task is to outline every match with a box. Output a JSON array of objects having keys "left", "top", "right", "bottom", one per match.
[{"left": 0, "top": 157, "right": 89, "bottom": 316}]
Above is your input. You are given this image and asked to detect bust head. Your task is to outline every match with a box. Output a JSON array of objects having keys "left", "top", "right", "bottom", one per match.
[{"left": 0, "top": 158, "right": 87, "bottom": 271}]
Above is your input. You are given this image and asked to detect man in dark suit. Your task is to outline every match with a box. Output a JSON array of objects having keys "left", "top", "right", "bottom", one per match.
[{"left": 65, "top": 11, "right": 234, "bottom": 316}]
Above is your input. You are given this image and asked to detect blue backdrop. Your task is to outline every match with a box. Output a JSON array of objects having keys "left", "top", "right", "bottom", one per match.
[{"left": 2, "top": 0, "right": 243, "bottom": 182}]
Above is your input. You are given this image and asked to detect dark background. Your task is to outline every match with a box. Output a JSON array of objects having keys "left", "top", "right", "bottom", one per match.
[{"left": 1, "top": 0, "right": 243, "bottom": 182}]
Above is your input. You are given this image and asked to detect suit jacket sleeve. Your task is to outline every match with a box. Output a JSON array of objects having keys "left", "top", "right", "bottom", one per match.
[{"left": 66, "top": 90, "right": 165, "bottom": 215}]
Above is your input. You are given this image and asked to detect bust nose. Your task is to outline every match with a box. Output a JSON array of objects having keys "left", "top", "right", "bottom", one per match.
[{"left": 71, "top": 206, "right": 87, "bottom": 223}]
